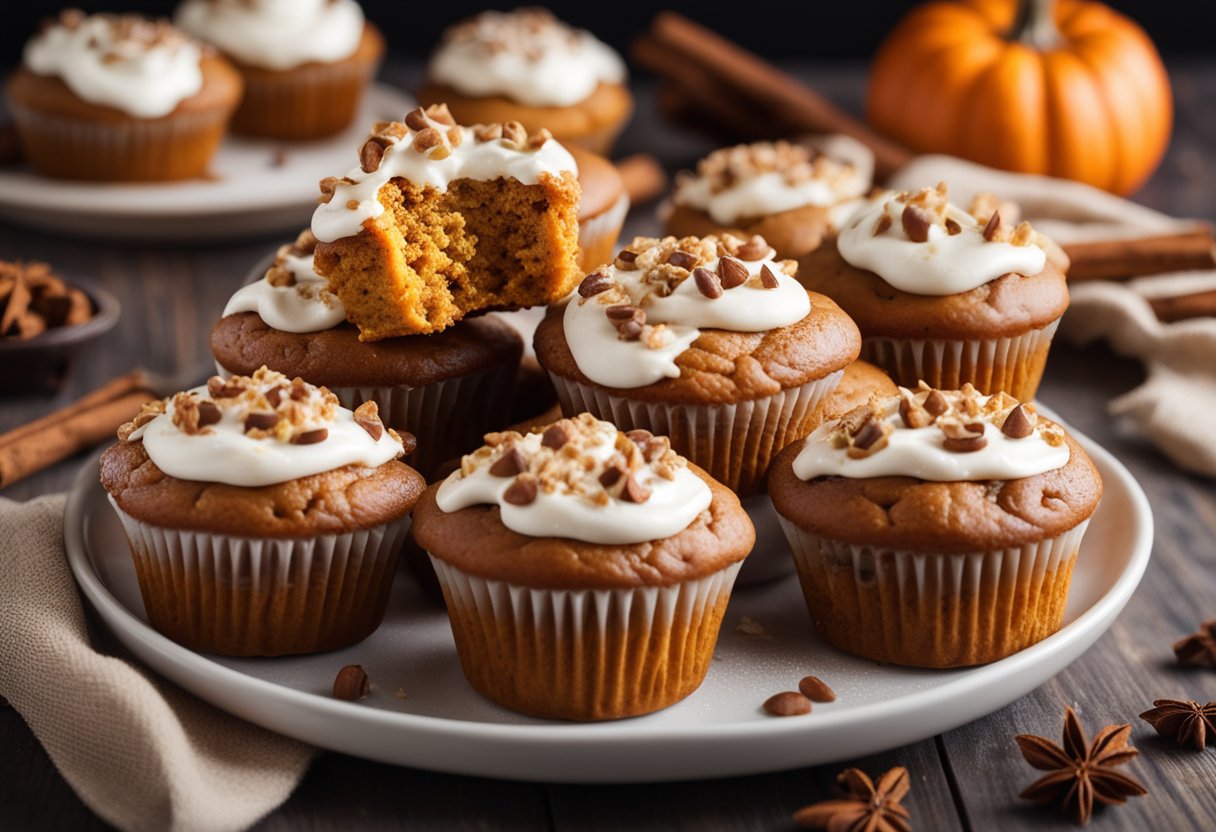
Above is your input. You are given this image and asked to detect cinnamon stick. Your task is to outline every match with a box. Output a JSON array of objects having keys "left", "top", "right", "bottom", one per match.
[
  {"left": 615, "top": 153, "right": 668, "bottom": 206},
  {"left": 0, "top": 379, "right": 154, "bottom": 489},
  {"left": 1064, "top": 229, "right": 1216, "bottom": 282},
  {"left": 637, "top": 13, "right": 915, "bottom": 179},
  {"left": 1147, "top": 289, "right": 1216, "bottom": 323}
]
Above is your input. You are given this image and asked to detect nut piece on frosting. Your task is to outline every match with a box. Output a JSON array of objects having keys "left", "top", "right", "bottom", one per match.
[
  {"left": 676, "top": 140, "right": 859, "bottom": 198},
  {"left": 871, "top": 183, "right": 1043, "bottom": 249},
  {"left": 456, "top": 413, "right": 684, "bottom": 507}
]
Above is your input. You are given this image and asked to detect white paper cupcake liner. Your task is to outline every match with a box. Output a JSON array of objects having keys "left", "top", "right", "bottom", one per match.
[
  {"left": 429, "top": 557, "right": 743, "bottom": 721},
  {"left": 109, "top": 496, "right": 411, "bottom": 657},
  {"left": 577, "top": 192, "right": 630, "bottom": 273},
  {"left": 861, "top": 319, "right": 1060, "bottom": 401},
  {"left": 777, "top": 516, "right": 1091, "bottom": 667},
  {"left": 549, "top": 370, "right": 843, "bottom": 495}
]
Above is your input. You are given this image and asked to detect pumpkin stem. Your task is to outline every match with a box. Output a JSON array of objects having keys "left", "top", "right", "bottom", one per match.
[{"left": 1010, "top": 0, "right": 1062, "bottom": 49}]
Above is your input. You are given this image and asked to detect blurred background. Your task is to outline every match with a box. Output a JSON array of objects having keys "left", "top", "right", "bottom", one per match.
[{"left": 3, "top": 1, "right": 1214, "bottom": 62}]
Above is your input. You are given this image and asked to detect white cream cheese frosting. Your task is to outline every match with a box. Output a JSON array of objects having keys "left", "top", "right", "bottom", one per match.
[
  {"left": 562, "top": 234, "right": 811, "bottom": 389},
  {"left": 24, "top": 11, "right": 203, "bottom": 118},
  {"left": 175, "top": 0, "right": 364, "bottom": 71},
  {"left": 793, "top": 384, "right": 1069, "bottom": 482},
  {"left": 428, "top": 9, "right": 625, "bottom": 108},
  {"left": 223, "top": 230, "right": 346, "bottom": 333},
  {"left": 836, "top": 183, "right": 1048, "bottom": 295},
  {"left": 674, "top": 141, "right": 870, "bottom": 225},
  {"left": 436, "top": 414, "right": 711, "bottom": 544},
  {"left": 121, "top": 367, "right": 403, "bottom": 487},
  {"left": 311, "top": 104, "right": 578, "bottom": 243}
]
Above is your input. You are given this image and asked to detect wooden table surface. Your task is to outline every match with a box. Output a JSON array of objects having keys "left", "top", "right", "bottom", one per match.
[{"left": 2, "top": 61, "right": 1214, "bottom": 831}]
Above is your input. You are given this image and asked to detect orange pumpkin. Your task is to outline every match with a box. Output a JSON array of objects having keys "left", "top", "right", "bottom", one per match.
[{"left": 867, "top": 0, "right": 1172, "bottom": 194}]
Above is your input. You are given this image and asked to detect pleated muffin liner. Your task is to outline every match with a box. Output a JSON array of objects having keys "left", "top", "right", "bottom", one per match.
[
  {"left": 328, "top": 363, "right": 517, "bottom": 482},
  {"left": 429, "top": 556, "right": 743, "bottom": 721},
  {"left": 8, "top": 103, "right": 230, "bottom": 181},
  {"left": 577, "top": 192, "right": 630, "bottom": 273},
  {"left": 777, "top": 516, "right": 1092, "bottom": 668},
  {"left": 108, "top": 496, "right": 412, "bottom": 657},
  {"left": 230, "top": 55, "right": 379, "bottom": 139},
  {"left": 860, "top": 319, "right": 1060, "bottom": 402},
  {"left": 549, "top": 370, "right": 843, "bottom": 496}
]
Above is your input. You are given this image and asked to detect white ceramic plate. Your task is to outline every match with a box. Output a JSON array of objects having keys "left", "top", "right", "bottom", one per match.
[
  {"left": 0, "top": 84, "right": 412, "bottom": 242},
  {"left": 65, "top": 427, "right": 1151, "bottom": 783}
]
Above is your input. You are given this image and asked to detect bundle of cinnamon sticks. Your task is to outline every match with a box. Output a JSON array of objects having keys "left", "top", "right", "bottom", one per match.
[{"left": 633, "top": 13, "right": 1216, "bottom": 319}]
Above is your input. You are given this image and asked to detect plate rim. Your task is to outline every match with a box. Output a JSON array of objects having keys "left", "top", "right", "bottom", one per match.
[{"left": 65, "top": 425, "right": 1153, "bottom": 774}]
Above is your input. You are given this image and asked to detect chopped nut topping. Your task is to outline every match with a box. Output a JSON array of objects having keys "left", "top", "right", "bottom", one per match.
[
  {"left": 692, "top": 266, "right": 723, "bottom": 299},
  {"left": 503, "top": 475, "right": 539, "bottom": 505},
  {"left": 353, "top": 400, "right": 384, "bottom": 441},
  {"left": 440, "top": 9, "right": 581, "bottom": 62},
  {"left": 983, "top": 211, "right": 1002, "bottom": 241},
  {"left": 676, "top": 140, "right": 857, "bottom": 197},
  {"left": 901, "top": 204, "right": 934, "bottom": 243},
  {"left": 666, "top": 249, "right": 698, "bottom": 270},
  {"left": 117, "top": 399, "right": 166, "bottom": 441},
  {"left": 759, "top": 264, "right": 781, "bottom": 289},
  {"left": 0, "top": 260, "right": 92, "bottom": 340},
  {"left": 577, "top": 270, "right": 613, "bottom": 298},
  {"left": 945, "top": 217, "right": 962, "bottom": 235},
  {"left": 489, "top": 446, "right": 527, "bottom": 477},
  {"left": 717, "top": 256, "right": 748, "bottom": 289},
  {"left": 1000, "top": 404, "right": 1035, "bottom": 438},
  {"left": 734, "top": 235, "right": 771, "bottom": 261},
  {"left": 359, "top": 135, "right": 391, "bottom": 173},
  {"left": 872, "top": 213, "right": 893, "bottom": 237}
]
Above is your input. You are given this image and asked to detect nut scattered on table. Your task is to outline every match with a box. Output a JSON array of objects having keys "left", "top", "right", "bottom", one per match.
[
  {"left": 763, "top": 691, "right": 811, "bottom": 717},
  {"left": 798, "top": 675, "right": 837, "bottom": 703},
  {"left": 0, "top": 260, "right": 92, "bottom": 339},
  {"left": 333, "top": 664, "right": 370, "bottom": 701}
]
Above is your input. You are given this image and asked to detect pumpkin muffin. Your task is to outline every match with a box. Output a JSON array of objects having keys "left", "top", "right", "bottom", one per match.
[
  {"left": 100, "top": 367, "right": 424, "bottom": 657},
  {"left": 666, "top": 140, "right": 872, "bottom": 260},
  {"left": 311, "top": 104, "right": 582, "bottom": 341},
  {"left": 809, "top": 360, "right": 899, "bottom": 429},
  {"left": 175, "top": 0, "right": 384, "bottom": 140},
  {"left": 6, "top": 10, "right": 241, "bottom": 181},
  {"left": 413, "top": 413, "right": 754, "bottom": 720},
  {"left": 211, "top": 230, "right": 523, "bottom": 480},
  {"left": 534, "top": 233, "right": 861, "bottom": 496},
  {"left": 417, "top": 8, "right": 632, "bottom": 156},
  {"left": 798, "top": 184, "right": 1068, "bottom": 401},
  {"left": 769, "top": 383, "right": 1102, "bottom": 668}
]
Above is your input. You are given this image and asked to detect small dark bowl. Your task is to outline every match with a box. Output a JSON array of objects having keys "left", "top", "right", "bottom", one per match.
[{"left": 0, "top": 279, "right": 121, "bottom": 396}]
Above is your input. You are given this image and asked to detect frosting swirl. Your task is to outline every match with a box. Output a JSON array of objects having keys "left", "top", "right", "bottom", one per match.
[
  {"left": 436, "top": 414, "right": 711, "bottom": 544},
  {"left": 24, "top": 11, "right": 203, "bottom": 118},
  {"left": 223, "top": 230, "right": 346, "bottom": 333},
  {"left": 428, "top": 9, "right": 625, "bottom": 108},
  {"left": 836, "top": 183, "right": 1048, "bottom": 295},
  {"left": 793, "top": 384, "right": 1069, "bottom": 482},
  {"left": 674, "top": 141, "right": 869, "bottom": 225},
  {"left": 311, "top": 104, "right": 578, "bottom": 243},
  {"left": 175, "top": 0, "right": 364, "bottom": 71},
  {"left": 118, "top": 367, "right": 406, "bottom": 487},
  {"left": 562, "top": 234, "right": 811, "bottom": 389}
]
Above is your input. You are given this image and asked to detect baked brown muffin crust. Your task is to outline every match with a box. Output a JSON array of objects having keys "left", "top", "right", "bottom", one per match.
[
  {"left": 817, "top": 359, "right": 899, "bottom": 423},
  {"left": 797, "top": 244, "right": 1069, "bottom": 340},
  {"left": 211, "top": 312, "right": 522, "bottom": 389},
  {"left": 413, "top": 464, "right": 753, "bottom": 589},
  {"left": 533, "top": 290, "right": 861, "bottom": 405},
  {"left": 768, "top": 433, "right": 1101, "bottom": 552},
  {"left": 101, "top": 440, "right": 424, "bottom": 538}
]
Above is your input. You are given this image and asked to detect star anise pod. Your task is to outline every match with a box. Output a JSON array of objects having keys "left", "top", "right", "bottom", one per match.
[
  {"left": 1140, "top": 699, "right": 1216, "bottom": 750},
  {"left": 1173, "top": 619, "right": 1216, "bottom": 667},
  {"left": 1015, "top": 706, "right": 1147, "bottom": 826},
  {"left": 793, "top": 765, "right": 910, "bottom": 831}
]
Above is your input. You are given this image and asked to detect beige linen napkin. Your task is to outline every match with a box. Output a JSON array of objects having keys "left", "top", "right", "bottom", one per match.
[
  {"left": 888, "top": 155, "right": 1216, "bottom": 477},
  {"left": 0, "top": 495, "right": 314, "bottom": 832}
]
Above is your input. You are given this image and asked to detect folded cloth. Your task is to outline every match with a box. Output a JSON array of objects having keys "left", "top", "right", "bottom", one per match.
[
  {"left": 889, "top": 155, "right": 1216, "bottom": 477},
  {"left": 0, "top": 495, "right": 314, "bottom": 832}
]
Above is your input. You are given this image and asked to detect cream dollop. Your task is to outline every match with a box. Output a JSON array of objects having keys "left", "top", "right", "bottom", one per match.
[
  {"left": 674, "top": 141, "right": 869, "bottom": 225},
  {"left": 128, "top": 370, "right": 403, "bottom": 487},
  {"left": 24, "top": 12, "right": 203, "bottom": 118},
  {"left": 436, "top": 415, "right": 711, "bottom": 544},
  {"left": 175, "top": 0, "right": 364, "bottom": 71},
  {"left": 223, "top": 235, "right": 346, "bottom": 333},
  {"left": 793, "top": 389, "right": 1069, "bottom": 481},
  {"left": 836, "top": 190, "right": 1047, "bottom": 295},
  {"left": 428, "top": 9, "right": 625, "bottom": 107},
  {"left": 563, "top": 236, "right": 811, "bottom": 389},
  {"left": 311, "top": 107, "right": 578, "bottom": 243}
]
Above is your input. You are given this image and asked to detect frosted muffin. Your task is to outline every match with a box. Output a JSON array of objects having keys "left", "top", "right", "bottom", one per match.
[
  {"left": 211, "top": 230, "right": 523, "bottom": 480},
  {"left": 100, "top": 367, "right": 424, "bottom": 656},
  {"left": 770, "top": 384, "right": 1102, "bottom": 668},
  {"left": 798, "top": 184, "right": 1068, "bottom": 401},
  {"left": 417, "top": 9, "right": 631, "bottom": 156},
  {"left": 6, "top": 10, "right": 241, "bottom": 181},
  {"left": 311, "top": 104, "right": 582, "bottom": 340},
  {"left": 175, "top": 0, "right": 383, "bottom": 140},
  {"left": 534, "top": 233, "right": 861, "bottom": 495},
  {"left": 666, "top": 140, "right": 872, "bottom": 260},
  {"left": 413, "top": 413, "right": 754, "bottom": 720}
]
